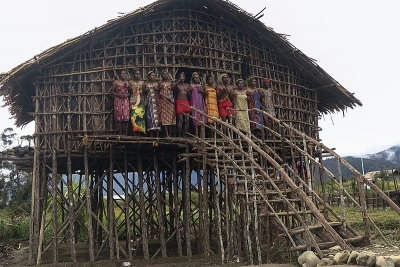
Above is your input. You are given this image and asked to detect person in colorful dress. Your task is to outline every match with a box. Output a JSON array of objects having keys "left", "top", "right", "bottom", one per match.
[
  {"left": 190, "top": 72, "right": 207, "bottom": 137},
  {"left": 158, "top": 70, "right": 176, "bottom": 137},
  {"left": 216, "top": 73, "right": 234, "bottom": 123},
  {"left": 233, "top": 79, "right": 250, "bottom": 133},
  {"left": 173, "top": 72, "right": 192, "bottom": 137},
  {"left": 129, "top": 68, "right": 146, "bottom": 135},
  {"left": 246, "top": 77, "right": 263, "bottom": 135},
  {"left": 143, "top": 71, "right": 161, "bottom": 137},
  {"left": 260, "top": 77, "right": 276, "bottom": 138},
  {"left": 203, "top": 75, "right": 219, "bottom": 124},
  {"left": 110, "top": 70, "right": 130, "bottom": 135}
]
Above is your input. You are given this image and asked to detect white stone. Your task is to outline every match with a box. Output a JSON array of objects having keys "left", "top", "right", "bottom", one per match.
[
  {"left": 356, "top": 251, "right": 377, "bottom": 267},
  {"left": 298, "top": 251, "right": 320, "bottom": 267},
  {"left": 376, "top": 256, "right": 395, "bottom": 267},
  {"left": 347, "top": 250, "right": 359, "bottom": 264},
  {"left": 334, "top": 250, "right": 350, "bottom": 264}
]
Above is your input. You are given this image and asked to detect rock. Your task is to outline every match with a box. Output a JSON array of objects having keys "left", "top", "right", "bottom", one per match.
[
  {"left": 390, "top": 255, "right": 400, "bottom": 267},
  {"left": 376, "top": 256, "right": 395, "bottom": 267},
  {"left": 356, "top": 251, "right": 377, "bottom": 267},
  {"left": 298, "top": 251, "right": 320, "bottom": 267},
  {"left": 316, "top": 258, "right": 335, "bottom": 267},
  {"left": 334, "top": 250, "right": 350, "bottom": 264},
  {"left": 328, "top": 245, "right": 342, "bottom": 252},
  {"left": 347, "top": 251, "right": 359, "bottom": 264}
]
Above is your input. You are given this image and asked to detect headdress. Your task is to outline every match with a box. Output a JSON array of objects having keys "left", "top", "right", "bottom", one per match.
[
  {"left": 147, "top": 71, "right": 154, "bottom": 77},
  {"left": 236, "top": 79, "right": 244, "bottom": 85},
  {"left": 217, "top": 73, "right": 229, "bottom": 85},
  {"left": 262, "top": 78, "right": 271, "bottom": 84},
  {"left": 191, "top": 72, "right": 199, "bottom": 80}
]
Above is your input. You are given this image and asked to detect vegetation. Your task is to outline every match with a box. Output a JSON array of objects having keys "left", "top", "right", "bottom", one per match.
[
  {"left": 0, "top": 127, "right": 33, "bottom": 240},
  {"left": 339, "top": 207, "right": 400, "bottom": 243}
]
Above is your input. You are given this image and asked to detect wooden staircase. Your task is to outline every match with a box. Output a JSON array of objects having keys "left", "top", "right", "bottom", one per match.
[{"left": 187, "top": 108, "right": 400, "bottom": 265}]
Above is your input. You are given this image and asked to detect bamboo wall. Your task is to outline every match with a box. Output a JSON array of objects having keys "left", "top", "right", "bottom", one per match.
[{"left": 33, "top": 1, "right": 318, "bottom": 155}]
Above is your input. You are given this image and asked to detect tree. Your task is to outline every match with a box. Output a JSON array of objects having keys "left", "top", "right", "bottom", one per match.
[
  {"left": 0, "top": 127, "right": 33, "bottom": 212},
  {"left": 373, "top": 170, "right": 392, "bottom": 191}
]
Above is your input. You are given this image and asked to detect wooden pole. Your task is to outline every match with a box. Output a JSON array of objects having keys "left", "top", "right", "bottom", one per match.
[
  {"left": 85, "top": 145, "right": 95, "bottom": 261},
  {"left": 123, "top": 147, "right": 132, "bottom": 259},
  {"left": 154, "top": 152, "right": 167, "bottom": 257},
  {"left": 51, "top": 146, "right": 59, "bottom": 264},
  {"left": 172, "top": 150, "right": 183, "bottom": 257},
  {"left": 138, "top": 150, "right": 150, "bottom": 259},
  {"left": 28, "top": 86, "right": 41, "bottom": 264},
  {"left": 108, "top": 146, "right": 115, "bottom": 258},
  {"left": 67, "top": 142, "right": 77, "bottom": 262},
  {"left": 202, "top": 150, "right": 210, "bottom": 257},
  {"left": 184, "top": 145, "right": 192, "bottom": 257}
]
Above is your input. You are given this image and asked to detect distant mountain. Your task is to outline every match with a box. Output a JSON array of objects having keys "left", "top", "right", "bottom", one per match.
[
  {"left": 319, "top": 145, "right": 400, "bottom": 180},
  {"left": 363, "top": 145, "right": 400, "bottom": 164}
]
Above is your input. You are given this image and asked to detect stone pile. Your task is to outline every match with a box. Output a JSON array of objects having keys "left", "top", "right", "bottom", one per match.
[{"left": 298, "top": 246, "right": 400, "bottom": 267}]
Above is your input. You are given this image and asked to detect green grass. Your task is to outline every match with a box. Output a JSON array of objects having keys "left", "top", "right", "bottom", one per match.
[
  {"left": 0, "top": 211, "right": 30, "bottom": 240},
  {"left": 334, "top": 207, "right": 400, "bottom": 243}
]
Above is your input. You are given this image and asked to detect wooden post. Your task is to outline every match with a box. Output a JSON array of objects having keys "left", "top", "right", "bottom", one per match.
[
  {"left": 85, "top": 146, "right": 95, "bottom": 261},
  {"left": 108, "top": 147, "right": 115, "bottom": 258},
  {"left": 213, "top": 132, "right": 225, "bottom": 263},
  {"left": 67, "top": 142, "right": 77, "bottom": 262},
  {"left": 337, "top": 159, "right": 346, "bottom": 230},
  {"left": 184, "top": 146, "right": 192, "bottom": 257},
  {"left": 138, "top": 151, "right": 149, "bottom": 259},
  {"left": 154, "top": 152, "right": 167, "bottom": 257},
  {"left": 124, "top": 147, "right": 132, "bottom": 259},
  {"left": 202, "top": 150, "right": 210, "bottom": 257},
  {"left": 173, "top": 151, "right": 183, "bottom": 257},
  {"left": 28, "top": 84, "right": 41, "bottom": 265},
  {"left": 51, "top": 146, "right": 59, "bottom": 264}
]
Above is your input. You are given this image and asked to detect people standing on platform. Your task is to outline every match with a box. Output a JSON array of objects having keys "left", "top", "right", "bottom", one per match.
[
  {"left": 190, "top": 72, "right": 207, "bottom": 137},
  {"left": 247, "top": 77, "right": 263, "bottom": 135},
  {"left": 260, "top": 77, "right": 276, "bottom": 138},
  {"left": 129, "top": 68, "right": 146, "bottom": 135},
  {"left": 233, "top": 79, "right": 250, "bottom": 133},
  {"left": 203, "top": 75, "right": 219, "bottom": 124},
  {"left": 144, "top": 71, "right": 161, "bottom": 138},
  {"left": 158, "top": 70, "right": 176, "bottom": 137},
  {"left": 110, "top": 70, "right": 130, "bottom": 135},
  {"left": 173, "top": 72, "right": 192, "bottom": 137},
  {"left": 216, "top": 73, "right": 234, "bottom": 123}
]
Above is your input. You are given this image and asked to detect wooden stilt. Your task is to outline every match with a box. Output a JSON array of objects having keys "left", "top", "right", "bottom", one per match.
[
  {"left": 138, "top": 150, "right": 149, "bottom": 259},
  {"left": 67, "top": 143, "right": 77, "bottom": 263},
  {"left": 173, "top": 151, "right": 183, "bottom": 257},
  {"left": 85, "top": 146, "right": 95, "bottom": 261},
  {"left": 108, "top": 147, "right": 115, "bottom": 258},
  {"left": 51, "top": 146, "right": 59, "bottom": 264},
  {"left": 154, "top": 152, "right": 167, "bottom": 257},
  {"left": 184, "top": 146, "right": 192, "bottom": 257},
  {"left": 123, "top": 147, "right": 132, "bottom": 259}
]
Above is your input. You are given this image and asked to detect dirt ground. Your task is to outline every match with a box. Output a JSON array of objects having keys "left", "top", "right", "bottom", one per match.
[{"left": 1, "top": 239, "right": 399, "bottom": 267}]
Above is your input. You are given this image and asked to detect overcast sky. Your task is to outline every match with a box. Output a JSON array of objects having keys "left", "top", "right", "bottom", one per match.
[{"left": 1, "top": 0, "right": 399, "bottom": 156}]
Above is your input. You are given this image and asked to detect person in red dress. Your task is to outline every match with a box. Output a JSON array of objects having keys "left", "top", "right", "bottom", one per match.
[
  {"left": 173, "top": 72, "right": 192, "bottom": 137},
  {"left": 110, "top": 70, "right": 130, "bottom": 135},
  {"left": 216, "top": 73, "right": 234, "bottom": 123}
]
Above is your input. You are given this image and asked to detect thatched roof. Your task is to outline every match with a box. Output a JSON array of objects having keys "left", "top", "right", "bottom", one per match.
[{"left": 0, "top": 0, "right": 362, "bottom": 127}]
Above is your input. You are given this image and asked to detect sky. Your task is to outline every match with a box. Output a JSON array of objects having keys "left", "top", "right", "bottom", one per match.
[{"left": 1, "top": 0, "right": 399, "bottom": 156}]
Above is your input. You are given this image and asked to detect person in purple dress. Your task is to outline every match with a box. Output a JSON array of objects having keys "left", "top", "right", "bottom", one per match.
[
  {"left": 190, "top": 72, "right": 207, "bottom": 137},
  {"left": 246, "top": 77, "right": 263, "bottom": 135}
]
